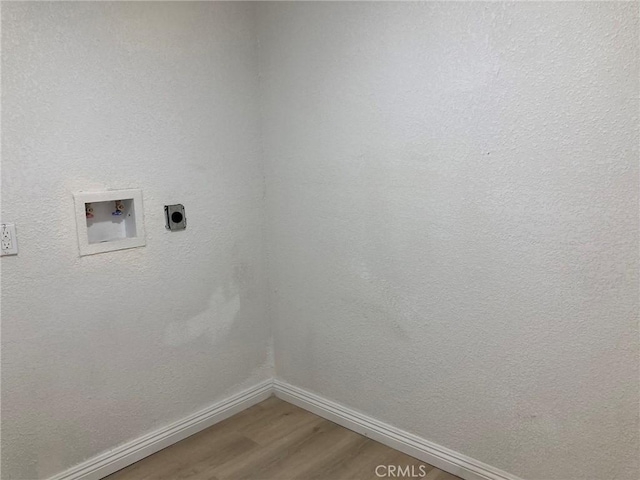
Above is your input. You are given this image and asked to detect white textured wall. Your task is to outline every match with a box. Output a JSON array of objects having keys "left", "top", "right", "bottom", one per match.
[
  {"left": 4, "top": 3, "right": 639, "bottom": 480},
  {"left": 259, "top": 3, "right": 639, "bottom": 480},
  {"left": 1, "top": 3, "right": 270, "bottom": 479}
]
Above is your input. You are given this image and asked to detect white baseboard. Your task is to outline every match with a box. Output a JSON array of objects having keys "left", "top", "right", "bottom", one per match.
[
  {"left": 47, "top": 378, "right": 521, "bottom": 480},
  {"left": 274, "top": 379, "right": 522, "bottom": 480},
  {"left": 48, "top": 379, "right": 274, "bottom": 480}
]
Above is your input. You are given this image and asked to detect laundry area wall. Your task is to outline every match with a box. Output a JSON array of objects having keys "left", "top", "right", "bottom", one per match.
[
  {"left": 1, "top": 3, "right": 271, "bottom": 479},
  {"left": 2, "top": 2, "right": 638, "bottom": 480}
]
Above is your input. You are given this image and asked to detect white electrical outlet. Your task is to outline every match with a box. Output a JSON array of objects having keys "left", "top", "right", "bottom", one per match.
[{"left": 1, "top": 223, "right": 18, "bottom": 256}]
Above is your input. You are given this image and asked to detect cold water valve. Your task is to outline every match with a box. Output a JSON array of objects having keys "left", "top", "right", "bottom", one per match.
[{"left": 112, "top": 200, "right": 125, "bottom": 216}]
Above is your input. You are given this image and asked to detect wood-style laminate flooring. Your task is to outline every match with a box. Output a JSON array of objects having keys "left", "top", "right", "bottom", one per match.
[{"left": 106, "top": 396, "right": 461, "bottom": 480}]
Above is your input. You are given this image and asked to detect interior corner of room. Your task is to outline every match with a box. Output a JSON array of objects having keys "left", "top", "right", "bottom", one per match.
[{"left": 1, "top": 2, "right": 638, "bottom": 480}]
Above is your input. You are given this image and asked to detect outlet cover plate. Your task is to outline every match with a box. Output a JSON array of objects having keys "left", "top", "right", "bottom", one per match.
[
  {"left": 164, "top": 204, "right": 186, "bottom": 231},
  {"left": 1, "top": 223, "right": 18, "bottom": 256}
]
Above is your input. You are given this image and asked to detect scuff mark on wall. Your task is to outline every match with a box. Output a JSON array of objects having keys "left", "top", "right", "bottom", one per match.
[{"left": 164, "top": 285, "right": 241, "bottom": 347}]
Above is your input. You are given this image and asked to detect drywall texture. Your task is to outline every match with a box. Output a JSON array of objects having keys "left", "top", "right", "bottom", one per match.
[
  {"left": 259, "top": 3, "right": 639, "bottom": 480},
  {"left": 1, "top": 3, "right": 270, "bottom": 479}
]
